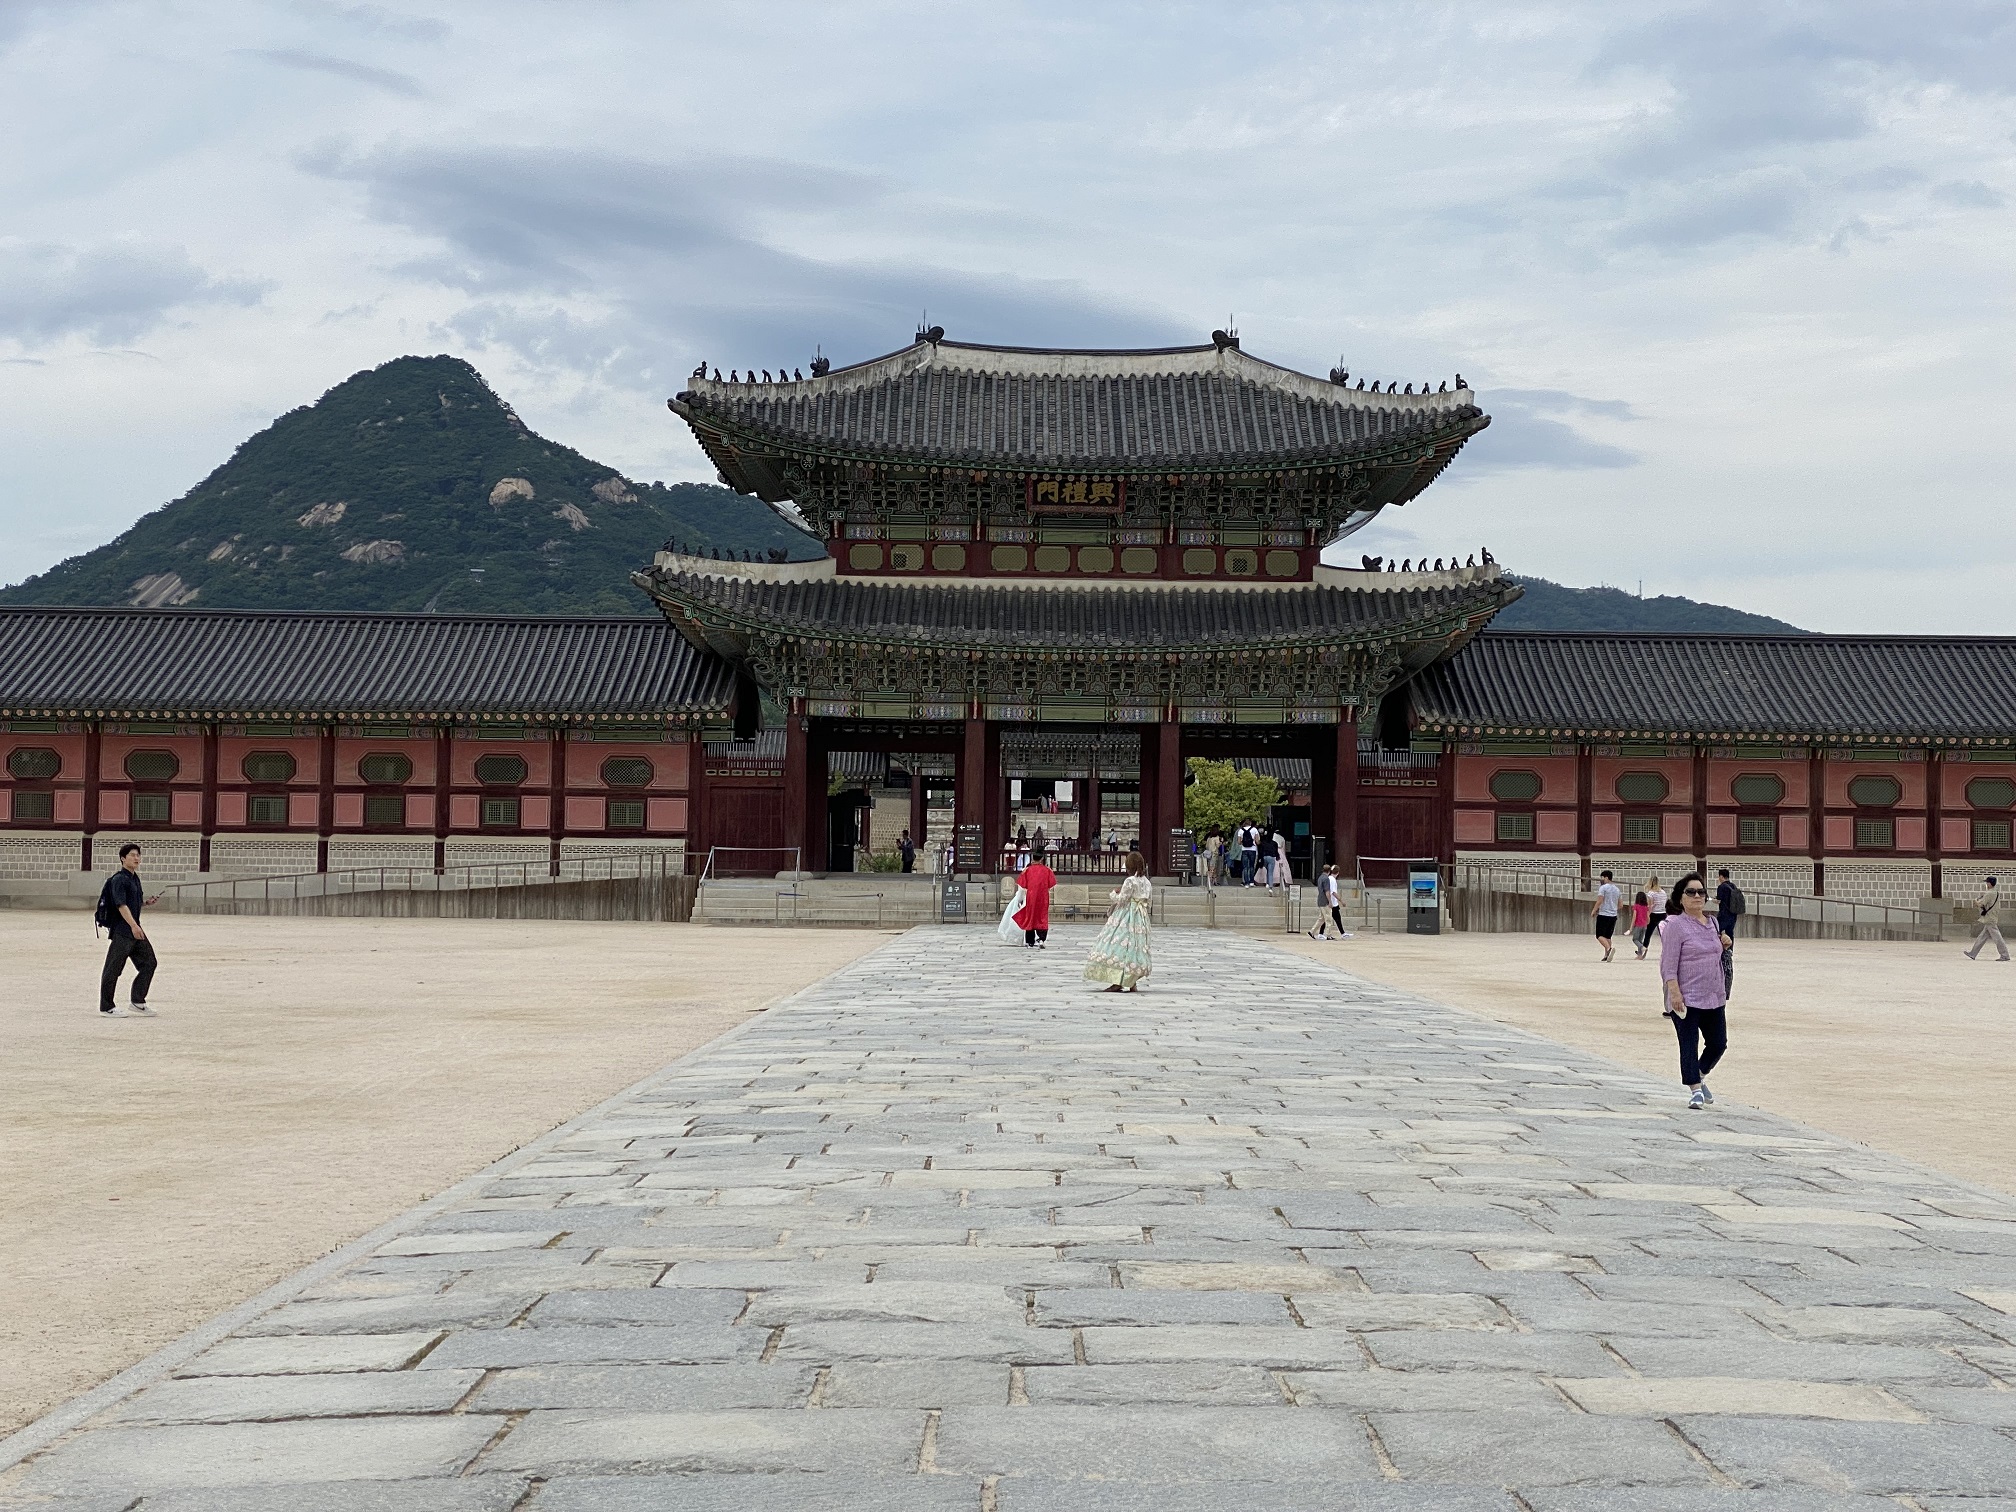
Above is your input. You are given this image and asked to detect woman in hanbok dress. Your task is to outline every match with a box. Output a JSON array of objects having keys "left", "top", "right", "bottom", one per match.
[{"left": 1084, "top": 850, "right": 1153, "bottom": 992}]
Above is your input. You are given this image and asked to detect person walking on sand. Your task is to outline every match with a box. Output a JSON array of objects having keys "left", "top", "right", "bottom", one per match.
[
  {"left": 1238, "top": 821, "right": 1259, "bottom": 886},
  {"left": 97, "top": 842, "right": 161, "bottom": 1017},
  {"left": 1629, "top": 888, "right": 1652, "bottom": 957},
  {"left": 1015, "top": 844, "right": 1057, "bottom": 949},
  {"left": 1085, "top": 849, "right": 1153, "bottom": 991},
  {"left": 1308, "top": 862, "right": 1347, "bottom": 940},
  {"left": 1589, "top": 869, "right": 1621, "bottom": 962},
  {"left": 1659, "top": 872, "right": 1733, "bottom": 1110},
  {"left": 1966, "top": 875, "right": 2010, "bottom": 961},
  {"left": 1635, "top": 876, "right": 1667, "bottom": 959}
]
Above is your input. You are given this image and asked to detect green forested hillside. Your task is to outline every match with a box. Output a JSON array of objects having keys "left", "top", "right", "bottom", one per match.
[
  {"left": 1492, "top": 576, "right": 1806, "bottom": 634},
  {"left": 0, "top": 355, "right": 824, "bottom": 615}
]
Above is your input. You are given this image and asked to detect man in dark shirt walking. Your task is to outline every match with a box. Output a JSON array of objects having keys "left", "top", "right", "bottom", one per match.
[{"left": 99, "top": 843, "right": 160, "bottom": 1017}]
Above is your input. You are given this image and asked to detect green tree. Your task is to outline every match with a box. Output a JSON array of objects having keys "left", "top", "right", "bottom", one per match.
[{"left": 1183, "top": 757, "right": 1281, "bottom": 836}]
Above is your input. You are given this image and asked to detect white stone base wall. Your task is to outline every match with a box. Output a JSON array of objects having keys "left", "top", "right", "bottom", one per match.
[
  {"left": 208, "top": 838, "right": 321, "bottom": 878},
  {"left": 1817, "top": 859, "right": 1936, "bottom": 909},
  {"left": 0, "top": 835, "right": 88, "bottom": 882},
  {"left": 325, "top": 839, "right": 437, "bottom": 873},
  {"left": 1456, "top": 851, "right": 1582, "bottom": 879}
]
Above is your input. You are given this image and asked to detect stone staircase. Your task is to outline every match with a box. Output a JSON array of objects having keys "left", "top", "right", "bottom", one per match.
[{"left": 692, "top": 875, "right": 1304, "bottom": 932}]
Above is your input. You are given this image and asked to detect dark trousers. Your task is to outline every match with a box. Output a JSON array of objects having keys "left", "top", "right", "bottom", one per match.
[
  {"left": 101, "top": 935, "right": 158, "bottom": 1010},
  {"left": 1670, "top": 1006, "right": 1727, "bottom": 1085},
  {"left": 900, "top": 854, "right": 914, "bottom": 873},
  {"left": 1025, "top": 926, "right": 1048, "bottom": 946}
]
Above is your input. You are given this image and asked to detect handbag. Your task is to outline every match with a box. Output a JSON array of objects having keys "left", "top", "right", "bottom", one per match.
[{"left": 997, "top": 886, "right": 1028, "bottom": 942}]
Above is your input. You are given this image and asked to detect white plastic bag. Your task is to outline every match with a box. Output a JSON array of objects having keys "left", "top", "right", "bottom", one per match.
[{"left": 997, "top": 886, "right": 1027, "bottom": 942}]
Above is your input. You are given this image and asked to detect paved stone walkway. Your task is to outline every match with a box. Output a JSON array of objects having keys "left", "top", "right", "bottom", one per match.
[{"left": 9, "top": 926, "right": 2016, "bottom": 1510}]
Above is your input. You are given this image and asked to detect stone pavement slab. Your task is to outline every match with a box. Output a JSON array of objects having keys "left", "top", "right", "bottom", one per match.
[{"left": 8, "top": 924, "right": 2016, "bottom": 1506}]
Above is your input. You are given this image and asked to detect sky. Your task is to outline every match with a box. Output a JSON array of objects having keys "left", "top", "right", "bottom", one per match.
[{"left": 3, "top": 0, "right": 2014, "bottom": 630}]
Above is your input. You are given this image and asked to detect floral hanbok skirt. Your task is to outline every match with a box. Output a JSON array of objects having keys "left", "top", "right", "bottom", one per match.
[{"left": 1083, "top": 900, "right": 1152, "bottom": 988}]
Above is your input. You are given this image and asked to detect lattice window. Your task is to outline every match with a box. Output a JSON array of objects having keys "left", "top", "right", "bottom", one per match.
[
  {"left": 6, "top": 746, "right": 59, "bottom": 779},
  {"left": 1496, "top": 812, "right": 1534, "bottom": 842},
  {"left": 1621, "top": 815, "right": 1661, "bottom": 844},
  {"left": 607, "top": 798, "right": 646, "bottom": 830},
  {"left": 1732, "top": 773, "right": 1785, "bottom": 805},
  {"left": 1967, "top": 777, "right": 2015, "bottom": 809},
  {"left": 248, "top": 795, "right": 288, "bottom": 825},
  {"left": 364, "top": 794, "right": 406, "bottom": 827},
  {"left": 1738, "top": 816, "right": 1778, "bottom": 847},
  {"left": 481, "top": 797, "right": 521, "bottom": 827},
  {"left": 242, "top": 752, "right": 297, "bottom": 783},
  {"left": 125, "top": 750, "right": 180, "bottom": 781},
  {"left": 475, "top": 754, "right": 527, "bottom": 786},
  {"left": 360, "top": 753, "right": 413, "bottom": 784},
  {"left": 1854, "top": 818, "right": 1894, "bottom": 849},
  {"left": 1973, "top": 819, "right": 2012, "bottom": 852},
  {"left": 601, "top": 757, "right": 653, "bottom": 787},
  {"left": 1848, "top": 775, "right": 1901, "bottom": 807},
  {"left": 1489, "top": 769, "right": 1543, "bottom": 801}
]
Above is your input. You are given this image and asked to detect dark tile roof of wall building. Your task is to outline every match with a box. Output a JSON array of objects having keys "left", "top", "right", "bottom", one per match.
[
  {"left": 643, "top": 570, "right": 1512, "bottom": 654},
  {"left": 0, "top": 607, "right": 734, "bottom": 722},
  {"left": 1412, "top": 632, "right": 2016, "bottom": 746},
  {"left": 672, "top": 340, "right": 1486, "bottom": 474}
]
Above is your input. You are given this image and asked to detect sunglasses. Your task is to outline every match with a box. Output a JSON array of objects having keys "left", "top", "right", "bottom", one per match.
[{"left": 1681, "top": 887, "right": 1707, "bottom": 896}]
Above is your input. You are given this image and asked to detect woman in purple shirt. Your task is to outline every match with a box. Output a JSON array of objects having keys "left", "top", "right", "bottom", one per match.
[{"left": 1658, "top": 872, "right": 1733, "bottom": 1110}]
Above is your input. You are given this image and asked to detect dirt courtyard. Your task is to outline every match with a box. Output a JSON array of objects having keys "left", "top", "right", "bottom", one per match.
[
  {"left": 1276, "top": 927, "right": 2016, "bottom": 1198},
  {"left": 0, "top": 913, "right": 889, "bottom": 1439}
]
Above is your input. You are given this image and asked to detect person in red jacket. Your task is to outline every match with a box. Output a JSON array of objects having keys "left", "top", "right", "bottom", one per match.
[{"left": 1016, "top": 844, "right": 1057, "bottom": 948}]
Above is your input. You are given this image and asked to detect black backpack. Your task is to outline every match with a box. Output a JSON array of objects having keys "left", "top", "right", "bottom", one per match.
[
  {"left": 1727, "top": 883, "right": 1746, "bottom": 916},
  {"left": 92, "top": 876, "right": 116, "bottom": 935}
]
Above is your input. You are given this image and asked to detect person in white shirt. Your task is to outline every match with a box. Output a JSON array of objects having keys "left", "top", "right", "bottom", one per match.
[
  {"left": 1307, "top": 863, "right": 1347, "bottom": 940},
  {"left": 1588, "top": 869, "right": 1622, "bottom": 962},
  {"left": 1636, "top": 877, "right": 1668, "bottom": 960},
  {"left": 1965, "top": 876, "right": 2010, "bottom": 962}
]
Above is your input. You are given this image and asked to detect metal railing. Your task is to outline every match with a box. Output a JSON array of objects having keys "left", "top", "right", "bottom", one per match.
[
  {"left": 1452, "top": 861, "right": 1943, "bottom": 941},
  {"left": 159, "top": 848, "right": 687, "bottom": 912},
  {"left": 700, "top": 846, "right": 802, "bottom": 883}
]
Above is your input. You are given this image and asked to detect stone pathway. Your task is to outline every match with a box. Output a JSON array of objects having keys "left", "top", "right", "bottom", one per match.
[{"left": 9, "top": 926, "right": 2016, "bottom": 1510}]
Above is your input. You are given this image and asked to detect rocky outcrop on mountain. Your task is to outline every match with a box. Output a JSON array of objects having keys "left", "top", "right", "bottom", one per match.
[{"left": 1, "top": 354, "right": 825, "bottom": 614}]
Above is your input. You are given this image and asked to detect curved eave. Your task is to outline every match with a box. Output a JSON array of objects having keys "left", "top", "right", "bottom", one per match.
[
  {"left": 636, "top": 573, "right": 1520, "bottom": 663},
  {"left": 670, "top": 395, "right": 1488, "bottom": 498}
]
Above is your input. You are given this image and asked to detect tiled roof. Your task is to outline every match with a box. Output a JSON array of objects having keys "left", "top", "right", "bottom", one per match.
[
  {"left": 1414, "top": 632, "right": 2016, "bottom": 745},
  {"left": 672, "top": 339, "right": 1486, "bottom": 475},
  {"left": 642, "top": 570, "right": 1514, "bottom": 654},
  {"left": 0, "top": 607, "right": 734, "bottom": 721}
]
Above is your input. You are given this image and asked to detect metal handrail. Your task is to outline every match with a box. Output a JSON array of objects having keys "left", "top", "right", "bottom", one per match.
[
  {"left": 702, "top": 846, "right": 802, "bottom": 885},
  {"left": 1452, "top": 861, "right": 1942, "bottom": 939},
  {"left": 158, "top": 847, "right": 685, "bottom": 912}
]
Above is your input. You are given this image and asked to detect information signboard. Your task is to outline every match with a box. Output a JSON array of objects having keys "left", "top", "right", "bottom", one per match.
[
  {"left": 940, "top": 879, "right": 968, "bottom": 922},
  {"left": 953, "top": 823, "right": 986, "bottom": 875}
]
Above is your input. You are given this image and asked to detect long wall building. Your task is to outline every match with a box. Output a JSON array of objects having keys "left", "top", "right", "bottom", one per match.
[{"left": 5, "top": 333, "right": 2014, "bottom": 907}]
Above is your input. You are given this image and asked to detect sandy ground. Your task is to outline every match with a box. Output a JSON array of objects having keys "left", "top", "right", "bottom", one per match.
[
  {"left": 0, "top": 914, "right": 890, "bottom": 1438},
  {"left": 1275, "top": 927, "right": 2016, "bottom": 1197}
]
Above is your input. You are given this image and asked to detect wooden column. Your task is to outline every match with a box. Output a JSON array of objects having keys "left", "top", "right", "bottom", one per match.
[
  {"left": 684, "top": 730, "right": 709, "bottom": 862},
  {"left": 548, "top": 726, "right": 566, "bottom": 877},
  {"left": 956, "top": 715, "right": 984, "bottom": 863},
  {"left": 1334, "top": 710, "right": 1360, "bottom": 875},
  {"left": 1808, "top": 745, "right": 1826, "bottom": 896},
  {"left": 908, "top": 768, "right": 926, "bottom": 852},
  {"left": 200, "top": 723, "right": 220, "bottom": 874},
  {"left": 433, "top": 725, "right": 452, "bottom": 874},
  {"left": 81, "top": 721, "right": 101, "bottom": 872},
  {"left": 783, "top": 702, "right": 810, "bottom": 872},
  {"left": 1156, "top": 717, "right": 1183, "bottom": 874},
  {"left": 1692, "top": 743, "right": 1710, "bottom": 877},
  {"left": 806, "top": 719, "right": 831, "bottom": 873},
  {"left": 316, "top": 724, "right": 335, "bottom": 873},
  {"left": 1927, "top": 749, "right": 1943, "bottom": 898},
  {"left": 1078, "top": 772, "right": 1100, "bottom": 851},
  {"left": 1575, "top": 742, "right": 1593, "bottom": 890},
  {"left": 1137, "top": 722, "right": 1160, "bottom": 871},
  {"left": 983, "top": 720, "right": 1005, "bottom": 873}
]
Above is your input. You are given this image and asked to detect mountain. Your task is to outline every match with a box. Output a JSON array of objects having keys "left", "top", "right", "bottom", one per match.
[
  {"left": 1491, "top": 576, "right": 1807, "bottom": 634},
  {"left": 0, "top": 355, "right": 825, "bottom": 616}
]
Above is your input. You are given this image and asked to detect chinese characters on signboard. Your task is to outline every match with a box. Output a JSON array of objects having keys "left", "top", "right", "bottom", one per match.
[{"left": 1029, "top": 478, "right": 1124, "bottom": 514}]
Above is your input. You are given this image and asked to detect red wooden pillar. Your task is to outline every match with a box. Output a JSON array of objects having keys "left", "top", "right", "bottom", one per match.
[
  {"left": 909, "top": 768, "right": 926, "bottom": 851},
  {"left": 1692, "top": 743, "right": 1709, "bottom": 877},
  {"left": 81, "top": 721, "right": 101, "bottom": 872},
  {"left": 1079, "top": 772, "right": 1100, "bottom": 850},
  {"left": 1137, "top": 723, "right": 1159, "bottom": 870},
  {"left": 1334, "top": 710, "right": 1360, "bottom": 875},
  {"left": 983, "top": 721, "right": 1005, "bottom": 872},
  {"left": 1575, "top": 742, "right": 1593, "bottom": 890},
  {"left": 684, "top": 729, "right": 709, "bottom": 863},
  {"left": 1156, "top": 717, "right": 1183, "bottom": 874},
  {"left": 956, "top": 715, "right": 984, "bottom": 862},
  {"left": 315, "top": 724, "right": 334, "bottom": 873},
  {"left": 1926, "top": 749, "right": 1943, "bottom": 898},
  {"left": 783, "top": 701, "right": 810, "bottom": 872},
  {"left": 806, "top": 719, "right": 831, "bottom": 873},
  {"left": 433, "top": 725, "right": 452, "bottom": 874},
  {"left": 548, "top": 726, "right": 566, "bottom": 876},
  {"left": 200, "top": 723, "right": 220, "bottom": 874},
  {"left": 1808, "top": 745, "right": 1826, "bottom": 896}
]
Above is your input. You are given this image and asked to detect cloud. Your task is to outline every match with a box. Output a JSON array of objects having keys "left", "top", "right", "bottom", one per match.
[
  {"left": 291, "top": 2, "right": 450, "bottom": 43},
  {"left": 242, "top": 47, "right": 424, "bottom": 96},
  {"left": 1461, "top": 389, "right": 1641, "bottom": 473},
  {"left": 0, "top": 238, "right": 268, "bottom": 346},
  {"left": 1932, "top": 179, "right": 2006, "bottom": 209},
  {"left": 311, "top": 144, "right": 1184, "bottom": 373}
]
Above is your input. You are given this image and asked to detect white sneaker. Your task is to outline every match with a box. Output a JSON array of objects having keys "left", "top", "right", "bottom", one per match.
[
  {"left": 1699, "top": 1083, "right": 1714, "bottom": 1105},
  {"left": 99, "top": 1006, "right": 128, "bottom": 1018},
  {"left": 1687, "top": 1088, "right": 1707, "bottom": 1110},
  {"left": 130, "top": 1003, "right": 156, "bottom": 1015}
]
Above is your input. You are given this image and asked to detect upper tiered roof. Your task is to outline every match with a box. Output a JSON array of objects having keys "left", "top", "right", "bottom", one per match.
[{"left": 671, "top": 336, "right": 1487, "bottom": 497}]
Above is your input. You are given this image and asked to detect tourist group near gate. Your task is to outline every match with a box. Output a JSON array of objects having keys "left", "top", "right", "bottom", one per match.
[{"left": 5, "top": 326, "right": 2016, "bottom": 908}]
